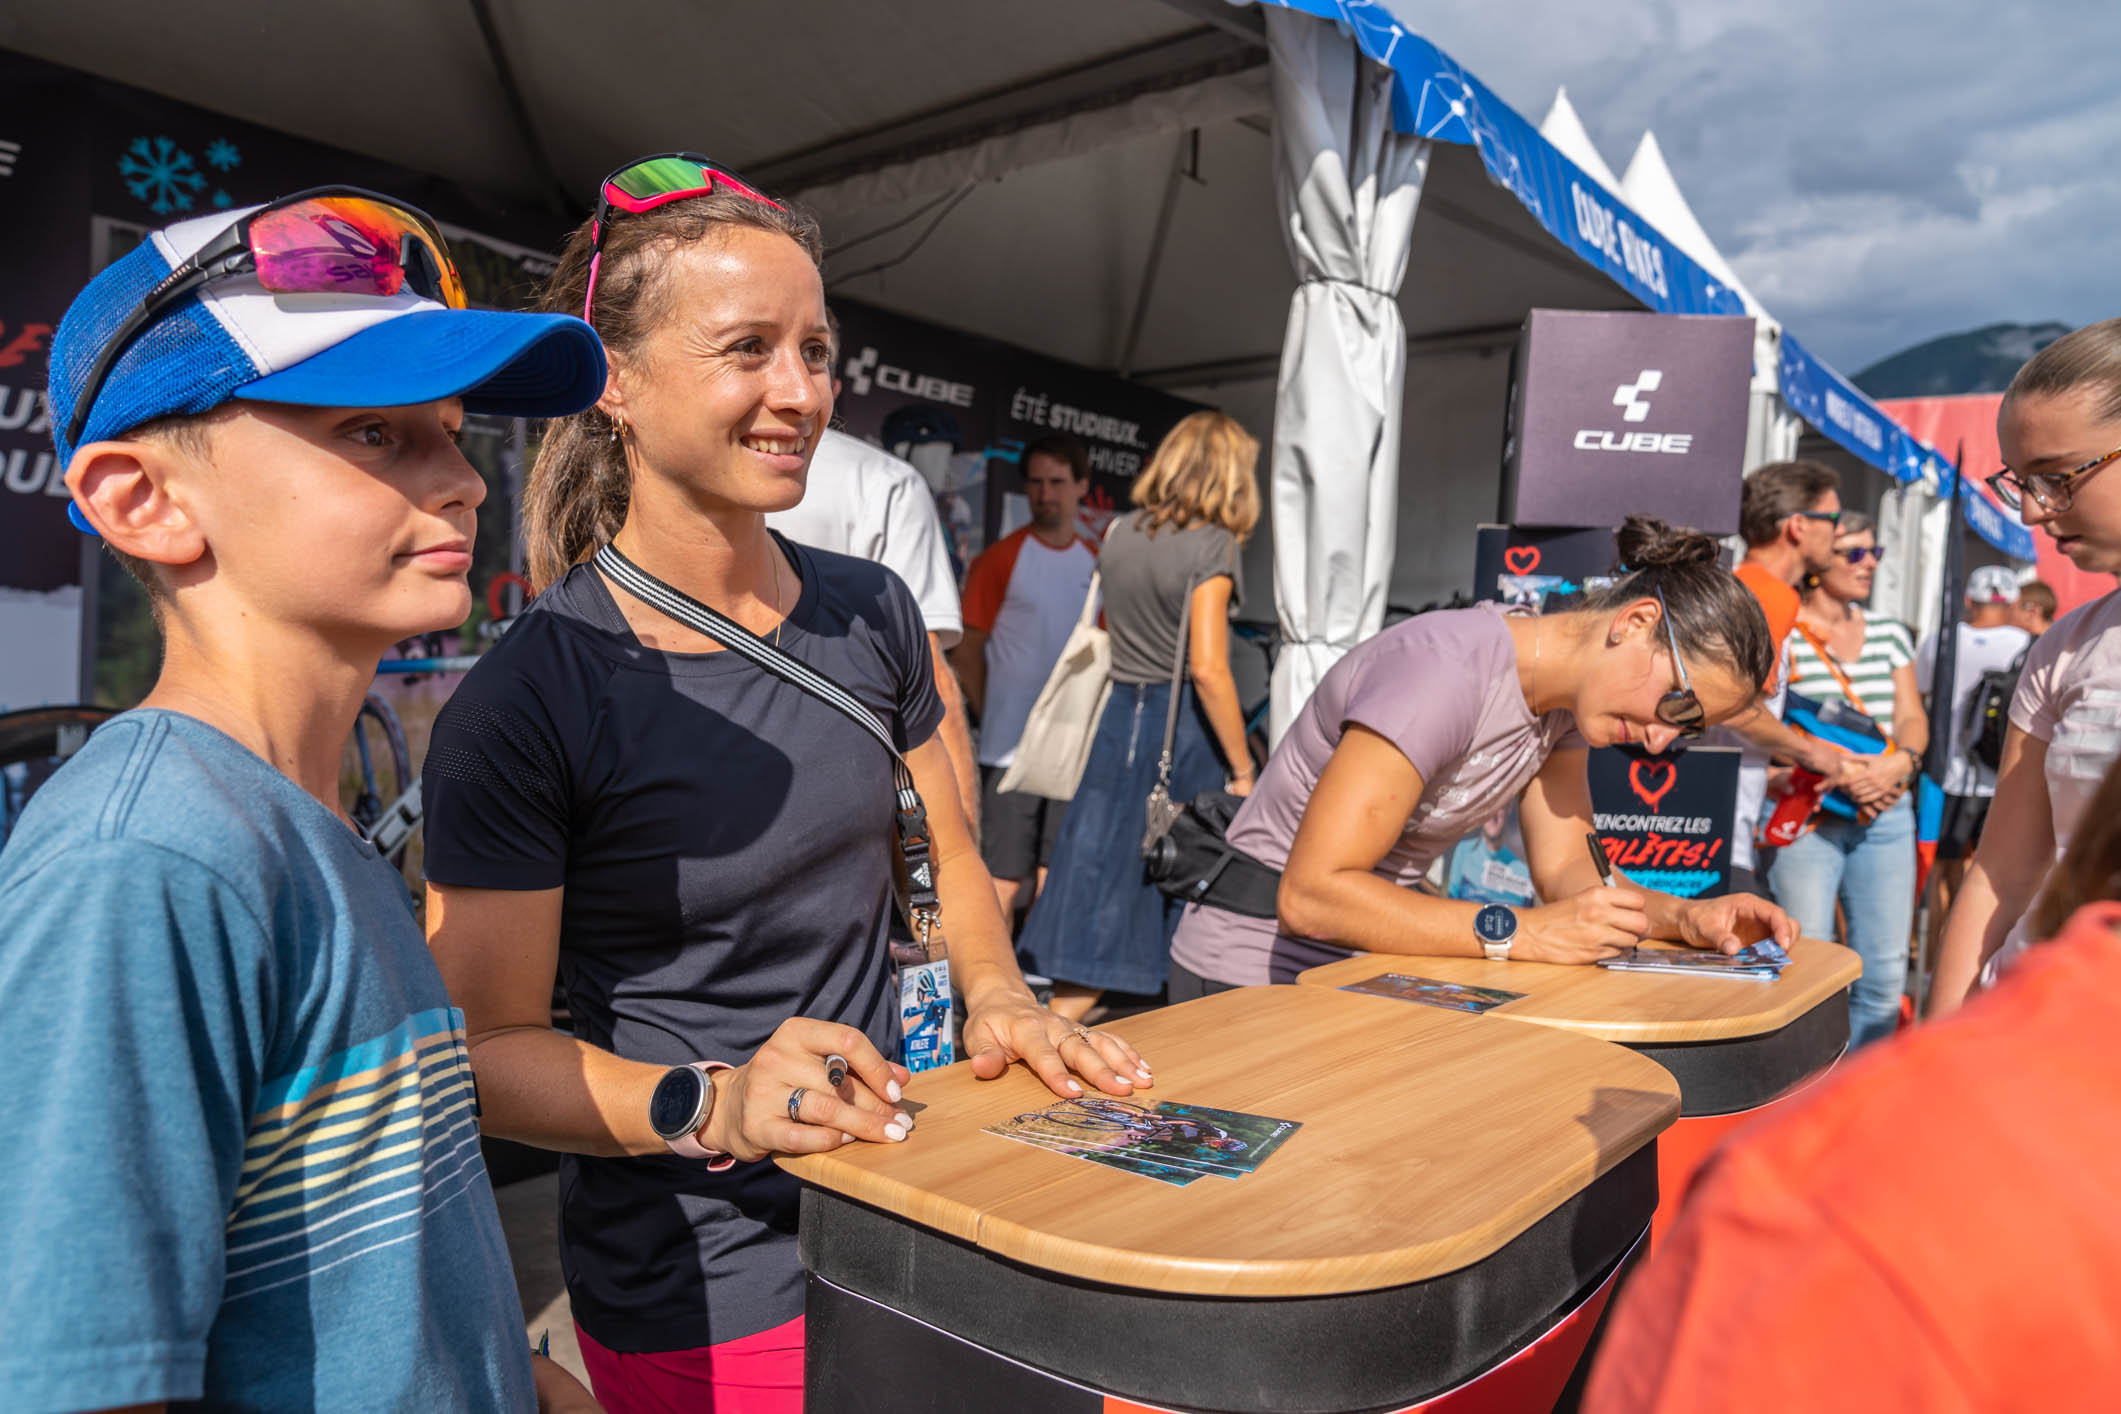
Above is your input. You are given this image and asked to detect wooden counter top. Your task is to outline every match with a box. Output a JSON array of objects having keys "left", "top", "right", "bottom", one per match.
[
  {"left": 1295, "top": 937, "right": 1861, "bottom": 1045},
  {"left": 780, "top": 984, "right": 1677, "bottom": 1298}
]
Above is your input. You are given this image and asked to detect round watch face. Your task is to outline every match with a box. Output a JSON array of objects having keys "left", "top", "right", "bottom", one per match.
[
  {"left": 1473, "top": 904, "right": 1519, "bottom": 943},
  {"left": 649, "top": 1065, "right": 707, "bottom": 1140}
]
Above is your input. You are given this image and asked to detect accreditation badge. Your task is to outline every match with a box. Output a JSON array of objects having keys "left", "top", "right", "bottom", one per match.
[{"left": 899, "top": 958, "right": 954, "bottom": 1072}]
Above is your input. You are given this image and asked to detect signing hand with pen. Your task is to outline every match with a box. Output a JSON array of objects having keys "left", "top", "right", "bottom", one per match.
[{"left": 1513, "top": 885, "right": 1651, "bottom": 964}]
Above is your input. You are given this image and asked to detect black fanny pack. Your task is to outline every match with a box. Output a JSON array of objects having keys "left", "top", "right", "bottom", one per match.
[{"left": 1141, "top": 789, "right": 1283, "bottom": 920}]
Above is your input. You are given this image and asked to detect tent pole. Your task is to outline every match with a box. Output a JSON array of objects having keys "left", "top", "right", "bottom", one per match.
[{"left": 1118, "top": 131, "right": 1195, "bottom": 377}]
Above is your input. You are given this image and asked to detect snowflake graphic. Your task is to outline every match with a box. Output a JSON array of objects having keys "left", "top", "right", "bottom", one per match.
[
  {"left": 117, "top": 136, "right": 208, "bottom": 214},
  {"left": 205, "top": 138, "right": 241, "bottom": 172},
  {"left": 212, "top": 189, "right": 233, "bottom": 208}
]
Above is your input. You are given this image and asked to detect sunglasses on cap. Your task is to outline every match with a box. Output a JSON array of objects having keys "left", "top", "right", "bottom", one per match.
[
  {"left": 1654, "top": 587, "right": 1705, "bottom": 740},
  {"left": 583, "top": 153, "right": 784, "bottom": 325},
  {"left": 67, "top": 186, "right": 465, "bottom": 449}
]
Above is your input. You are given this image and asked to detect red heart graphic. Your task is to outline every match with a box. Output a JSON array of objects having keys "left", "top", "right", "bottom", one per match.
[
  {"left": 1629, "top": 760, "right": 1677, "bottom": 813},
  {"left": 1503, "top": 546, "right": 1542, "bottom": 575}
]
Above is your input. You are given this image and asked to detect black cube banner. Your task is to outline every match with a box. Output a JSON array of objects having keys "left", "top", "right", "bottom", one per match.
[
  {"left": 1503, "top": 309, "right": 1754, "bottom": 535},
  {"left": 1587, "top": 745, "right": 1740, "bottom": 899},
  {"left": 830, "top": 297, "right": 1204, "bottom": 559}
]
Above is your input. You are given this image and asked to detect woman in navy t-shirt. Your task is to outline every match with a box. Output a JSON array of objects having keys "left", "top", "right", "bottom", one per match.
[{"left": 421, "top": 162, "right": 1150, "bottom": 1414}]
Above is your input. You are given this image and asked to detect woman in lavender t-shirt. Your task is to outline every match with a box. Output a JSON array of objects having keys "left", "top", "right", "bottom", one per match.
[{"left": 1170, "top": 517, "right": 1799, "bottom": 990}]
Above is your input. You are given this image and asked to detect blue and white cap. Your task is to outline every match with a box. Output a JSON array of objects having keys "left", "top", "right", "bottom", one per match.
[{"left": 49, "top": 201, "right": 606, "bottom": 531}]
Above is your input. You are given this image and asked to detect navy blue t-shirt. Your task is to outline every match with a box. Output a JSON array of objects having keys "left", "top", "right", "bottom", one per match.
[{"left": 422, "top": 538, "right": 943, "bottom": 1352}]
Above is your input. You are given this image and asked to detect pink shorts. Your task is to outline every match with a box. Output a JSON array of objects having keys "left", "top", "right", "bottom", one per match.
[{"left": 576, "top": 1316, "right": 805, "bottom": 1414}]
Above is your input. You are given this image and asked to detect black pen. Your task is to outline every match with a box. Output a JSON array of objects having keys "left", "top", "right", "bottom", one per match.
[{"left": 1586, "top": 830, "right": 1617, "bottom": 888}]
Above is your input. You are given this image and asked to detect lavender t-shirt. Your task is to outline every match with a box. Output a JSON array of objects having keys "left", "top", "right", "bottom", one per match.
[{"left": 1169, "top": 605, "right": 1584, "bottom": 986}]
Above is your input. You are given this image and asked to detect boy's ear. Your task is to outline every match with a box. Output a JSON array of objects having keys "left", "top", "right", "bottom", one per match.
[{"left": 65, "top": 439, "right": 208, "bottom": 570}]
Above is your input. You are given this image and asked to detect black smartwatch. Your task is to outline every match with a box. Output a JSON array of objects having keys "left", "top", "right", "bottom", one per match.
[
  {"left": 650, "top": 1062, "right": 729, "bottom": 1163},
  {"left": 1474, "top": 903, "right": 1519, "bottom": 961}
]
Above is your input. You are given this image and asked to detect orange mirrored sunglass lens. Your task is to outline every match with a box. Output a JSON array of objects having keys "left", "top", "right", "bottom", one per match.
[{"left": 249, "top": 197, "right": 466, "bottom": 307}]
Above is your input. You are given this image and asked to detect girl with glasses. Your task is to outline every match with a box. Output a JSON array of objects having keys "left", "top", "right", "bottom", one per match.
[
  {"left": 1771, "top": 512, "right": 1926, "bottom": 1048},
  {"left": 1934, "top": 317, "right": 2121, "bottom": 1016},
  {"left": 1169, "top": 516, "right": 1797, "bottom": 995}
]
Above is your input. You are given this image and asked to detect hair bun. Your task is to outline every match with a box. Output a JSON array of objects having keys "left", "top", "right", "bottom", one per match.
[{"left": 1616, "top": 514, "right": 1718, "bottom": 571}]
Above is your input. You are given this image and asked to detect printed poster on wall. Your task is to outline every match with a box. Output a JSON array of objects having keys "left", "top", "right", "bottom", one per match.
[
  {"left": 830, "top": 297, "right": 1205, "bottom": 566},
  {"left": 1587, "top": 745, "right": 1739, "bottom": 899}
]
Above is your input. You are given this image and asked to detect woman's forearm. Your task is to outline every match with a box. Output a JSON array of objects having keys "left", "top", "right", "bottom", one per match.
[
  {"left": 934, "top": 834, "right": 1031, "bottom": 1009},
  {"left": 1280, "top": 866, "right": 1485, "bottom": 958},
  {"left": 1928, "top": 861, "right": 2025, "bottom": 1017},
  {"left": 1190, "top": 661, "right": 1252, "bottom": 778},
  {"left": 468, "top": 1026, "right": 670, "bottom": 1157}
]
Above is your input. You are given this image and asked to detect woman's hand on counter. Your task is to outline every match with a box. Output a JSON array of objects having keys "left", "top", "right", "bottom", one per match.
[
  {"left": 963, "top": 987, "right": 1155, "bottom": 1099},
  {"left": 1674, "top": 891, "right": 1798, "bottom": 954},
  {"left": 1515, "top": 886, "right": 1650, "bottom": 964},
  {"left": 704, "top": 1019, "right": 913, "bottom": 1162}
]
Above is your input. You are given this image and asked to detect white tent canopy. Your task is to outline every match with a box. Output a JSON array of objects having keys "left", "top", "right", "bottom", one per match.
[{"left": 5, "top": 0, "right": 2022, "bottom": 703}]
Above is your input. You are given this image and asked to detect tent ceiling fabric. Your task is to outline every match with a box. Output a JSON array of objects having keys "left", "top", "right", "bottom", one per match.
[{"left": 0, "top": 0, "right": 1209, "bottom": 204}]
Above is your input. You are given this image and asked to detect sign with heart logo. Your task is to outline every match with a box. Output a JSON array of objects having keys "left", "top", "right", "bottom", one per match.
[
  {"left": 1503, "top": 545, "right": 1542, "bottom": 575},
  {"left": 1586, "top": 746, "right": 1739, "bottom": 899},
  {"left": 1628, "top": 759, "right": 1677, "bottom": 813}
]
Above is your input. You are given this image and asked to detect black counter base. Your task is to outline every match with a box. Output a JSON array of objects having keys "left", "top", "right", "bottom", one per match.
[
  {"left": 1631, "top": 992, "right": 1849, "bottom": 1116},
  {"left": 799, "top": 1142, "right": 1655, "bottom": 1414}
]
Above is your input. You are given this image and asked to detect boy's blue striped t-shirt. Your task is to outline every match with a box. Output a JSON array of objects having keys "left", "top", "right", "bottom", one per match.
[{"left": 0, "top": 709, "right": 534, "bottom": 1413}]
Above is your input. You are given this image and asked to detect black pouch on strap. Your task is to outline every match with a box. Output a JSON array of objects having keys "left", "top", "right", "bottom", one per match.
[{"left": 1142, "top": 789, "right": 1283, "bottom": 920}]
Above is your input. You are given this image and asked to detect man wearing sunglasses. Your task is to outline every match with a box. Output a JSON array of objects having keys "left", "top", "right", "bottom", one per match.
[
  {"left": 1713, "top": 461, "right": 1865, "bottom": 894},
  {"left": 0, "top": 195, "right": 607, "bottom": 1413}
]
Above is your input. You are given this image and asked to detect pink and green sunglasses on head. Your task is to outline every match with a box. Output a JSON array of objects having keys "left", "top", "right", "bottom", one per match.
[{"left": 584, "top": 153, "right": 784, "bottom": 323}]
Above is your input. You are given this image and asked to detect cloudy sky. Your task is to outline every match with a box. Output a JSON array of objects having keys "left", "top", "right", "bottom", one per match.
[{"left": 1391, "top": 0, "right": 2121, "bottom": 374}]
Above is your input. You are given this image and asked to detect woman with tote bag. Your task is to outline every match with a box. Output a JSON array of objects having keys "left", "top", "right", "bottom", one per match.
[{"left": 1016, "top": 412, "right": 1260, "bottom": 1021}]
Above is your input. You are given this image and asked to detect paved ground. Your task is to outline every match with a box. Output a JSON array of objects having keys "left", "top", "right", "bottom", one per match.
[{"left": 495, "top": 1171, "right": 589, "bottom": 1386}]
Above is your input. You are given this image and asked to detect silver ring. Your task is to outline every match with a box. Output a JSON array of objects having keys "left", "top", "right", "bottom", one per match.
[
  {"left": 1067, "top": 1025, "right": 1093, "bottom": 1046},
  {"left": 786, "top": 1087, "right": 808, "bottom": 1125},
  {"left": 824, "top": 1053, "right": 849, "bottom": 1088}
]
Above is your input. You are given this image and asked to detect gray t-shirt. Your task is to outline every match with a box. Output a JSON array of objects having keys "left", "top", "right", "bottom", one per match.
[
  {"left": 1170, "top": 605, "right": 1584, "bottom": 986},
  {"left": 1101, "top": 512, "right": 1243, "bottom": 684}
]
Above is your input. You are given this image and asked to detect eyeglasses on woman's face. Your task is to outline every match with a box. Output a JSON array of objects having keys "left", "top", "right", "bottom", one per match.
[
  {"left": 1988, "top": 442, "right": 2121, "bottom": 514},
  {"left": 1652, "top": 587, "right": 1705, "bottom": 740},
  {"left": 1838, "top": 544, "right": 1884, "bottom": 566}
]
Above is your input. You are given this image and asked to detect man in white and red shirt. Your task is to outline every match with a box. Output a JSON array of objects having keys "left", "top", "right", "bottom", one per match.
[{"left": 951, "top": 434, "right": 1097, "bottom": 923}]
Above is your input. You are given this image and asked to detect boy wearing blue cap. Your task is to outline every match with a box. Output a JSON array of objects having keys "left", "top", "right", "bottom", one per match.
[{"left": 0, "top": 191, "right": 607, "bottom": 1412}]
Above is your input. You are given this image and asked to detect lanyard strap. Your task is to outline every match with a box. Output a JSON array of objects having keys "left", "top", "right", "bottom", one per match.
[{"left": 593, "top": 542, "right": 940, "bottom": 935}]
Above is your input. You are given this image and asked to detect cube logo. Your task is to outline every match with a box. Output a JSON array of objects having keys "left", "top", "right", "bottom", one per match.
[{"left": 1613, "top": 370, "right": 1661, "bottom": 422}]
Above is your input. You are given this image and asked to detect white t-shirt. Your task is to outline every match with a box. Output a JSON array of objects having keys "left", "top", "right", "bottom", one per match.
[
  {"left": 960, "top": 526, "right": 1098, "bottom": 768},
  {"left": 1720, "top": 640, "right": 1790, "bottom": 875},
  {"left": 1987, "top": 590, "right": 2121, "bottom": 980},
  {"left": 768, "top": 428, "right": 963, "bottom": 646},
  {"left": 1915, "top": 621, "right": 2032, "bottom": 797}
]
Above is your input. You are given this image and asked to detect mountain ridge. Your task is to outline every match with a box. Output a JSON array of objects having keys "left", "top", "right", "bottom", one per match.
[{"left": 1854, "top": 321, "right": 2070, "bottom": 399}]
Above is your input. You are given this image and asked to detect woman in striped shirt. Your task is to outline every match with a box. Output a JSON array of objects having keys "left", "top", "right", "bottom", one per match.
[{"left": 1769, "top": 511, "right": 1928, "bottom": 1047}]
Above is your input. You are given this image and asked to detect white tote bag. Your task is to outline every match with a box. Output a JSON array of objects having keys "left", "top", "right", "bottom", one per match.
[{"left": 996, "top": 571, "right": 1109, "bottom": 800}]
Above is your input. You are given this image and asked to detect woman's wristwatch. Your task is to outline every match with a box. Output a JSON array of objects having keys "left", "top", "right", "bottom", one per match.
[{"left": 650, "top": 1061, "right": 736, "bottom": 1170}]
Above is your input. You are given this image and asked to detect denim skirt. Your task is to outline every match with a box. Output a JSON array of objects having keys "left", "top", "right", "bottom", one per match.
[{"left": 1016, "top": 680, "right": 1226, "bottom": 994}]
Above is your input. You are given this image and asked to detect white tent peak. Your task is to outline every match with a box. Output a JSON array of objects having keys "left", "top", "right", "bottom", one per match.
[
  {"left": 1618, "top": 130, "right": 1761, "bottom": 316},
  {"left": 1537, "top": 87, "right": 1623, "bottom": 196}
]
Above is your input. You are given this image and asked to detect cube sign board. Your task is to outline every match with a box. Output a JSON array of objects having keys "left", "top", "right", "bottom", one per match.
[{"left": 1503, "top": 310, "right": 1755, "bottom": 534}]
